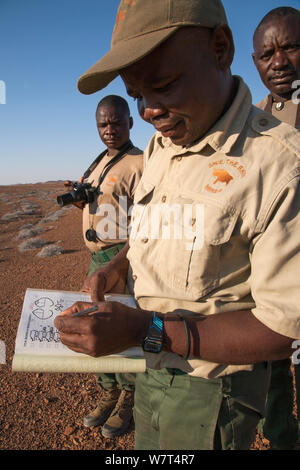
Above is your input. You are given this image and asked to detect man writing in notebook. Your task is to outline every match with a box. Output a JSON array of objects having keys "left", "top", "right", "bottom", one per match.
[{"left": 55, "top": 0, "right": 300, "bottom": 449}]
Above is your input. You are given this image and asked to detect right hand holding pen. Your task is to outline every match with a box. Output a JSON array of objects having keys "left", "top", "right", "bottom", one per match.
[{"left": 54, "top": 301, "right": 151, "bottom": 357}]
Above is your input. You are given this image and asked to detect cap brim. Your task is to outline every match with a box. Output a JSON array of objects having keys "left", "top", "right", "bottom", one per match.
[{"left": 77, "top": 26, "right": 179, "bottom": 95}]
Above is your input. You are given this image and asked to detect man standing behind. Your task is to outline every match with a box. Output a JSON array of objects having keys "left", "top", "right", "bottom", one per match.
[
  {"left": 66, "top": 95, "right": 143, "bottom": 438},
  {"left": 253, "top": 7, "right": 300, "bottom": 129},
  {"left": 252, "top": 6, "right": 300, "bottom": 449}
]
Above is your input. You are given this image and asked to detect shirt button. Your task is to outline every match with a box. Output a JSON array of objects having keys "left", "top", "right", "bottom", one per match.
[
  {"left": 259, "top": 118, "right": 268, "bottom": 127},
  {"left": 275, "top": 102, "right": 284, "bottom": 111},
  {"left": 141, "top": 236, "right": 148, "bottom": 243},
  {"left": 132, "top": 275, "right": 137, "bottom": 281},
  {"left": 176, "top": 156, "right": 182, "bottom": 161},
  {"left": 161, "top": 195, "right": 167, "bottom": 203}
]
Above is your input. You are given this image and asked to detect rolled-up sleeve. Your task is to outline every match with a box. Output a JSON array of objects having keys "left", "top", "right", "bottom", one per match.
[{"left": 250, "top": 174, "right": 300, "bottom": 339}]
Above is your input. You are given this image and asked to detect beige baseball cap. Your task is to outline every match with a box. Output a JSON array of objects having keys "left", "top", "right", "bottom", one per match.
[{"left": 77, "top": 0, "right": 228, "bottom": 95}]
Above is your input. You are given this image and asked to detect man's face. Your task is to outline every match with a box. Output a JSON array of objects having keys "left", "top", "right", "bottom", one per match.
[
  {"left": 120, "top": 27, "right": 230, "bottom": 147},
  {"left": 253, "top": 15, "right": 300, "bottom": 100},
  {"left": 96, "top": 104, "right": 132, "bottom": 150}
]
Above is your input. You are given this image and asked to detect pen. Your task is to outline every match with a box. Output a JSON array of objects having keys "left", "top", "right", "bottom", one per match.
[{"left": 71, "top": 305, "right": 99, "bottom": 317}]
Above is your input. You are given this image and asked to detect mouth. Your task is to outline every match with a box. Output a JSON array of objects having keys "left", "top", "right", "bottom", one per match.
[
  {"left": 270, "top": 72, "right": 295, "bottom": 84},
  {"left": 104, "top": 138, "right": 119, "bottom": 144},
  {"left": 155, "top": 121, "right": 182, "bottom": 138}
]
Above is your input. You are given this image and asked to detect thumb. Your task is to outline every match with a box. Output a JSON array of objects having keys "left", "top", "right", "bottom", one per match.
[{"left": 89, "top": 275, "right": 106, "bottom": 302}]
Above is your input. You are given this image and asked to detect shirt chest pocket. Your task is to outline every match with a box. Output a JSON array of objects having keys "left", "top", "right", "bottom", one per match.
[
  {"left": 131, "top": 185, "right": 239, "bottom": 301},
  {"left": 160, "top": 197, "right": 238, "bottom": 300}
]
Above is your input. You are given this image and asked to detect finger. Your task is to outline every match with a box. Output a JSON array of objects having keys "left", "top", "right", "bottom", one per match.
[
  {"left": 81, "top": 280, "right": 91, "bottom": 293},
  {"left": 60, "top": 301, "right": 93, "bottom": 317},
  {"left": 81, "top": 287, "right": 91, "bottom": 293},
  {"left": 89, "top": 276, "right": 106, "bottom": 302},
  {"left": 59, "top": 332, "right": 90, "bottom": 355},
  {"left": 91, "top": 291, "right": 104, "bottom": 303},
  {"left": 54, "top": 314, "right": 94, "bottom": 334}
]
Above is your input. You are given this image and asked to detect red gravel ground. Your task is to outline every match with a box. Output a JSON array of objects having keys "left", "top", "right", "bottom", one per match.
[{"left": 0, "top": 182, "right": 297, "bottom": 451}]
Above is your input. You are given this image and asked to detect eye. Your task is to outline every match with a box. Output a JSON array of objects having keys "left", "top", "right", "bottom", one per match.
[
  {"left": 284, "top": 43, "right": 300, "bottom": 52},
  {"left": 154, "top": 79, "right": 177, "bottom": 93},
  {"left": 260, "top": 50, "right": 273, "bottom": 61}
]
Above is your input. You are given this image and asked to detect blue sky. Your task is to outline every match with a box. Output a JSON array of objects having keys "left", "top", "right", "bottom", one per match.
[{"left": 1, "top": 0, "right": 300, "bottom": 185}]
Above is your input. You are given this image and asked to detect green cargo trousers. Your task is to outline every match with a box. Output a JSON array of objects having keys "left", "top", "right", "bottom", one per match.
[
  {"left": 133, "top": 363, "right": 271, "bottom": 450},
  {"left": 257, "top": 359, "right": 300, "bottom": 448},
  {"left": 88, "top": 244, "right": 135, "bottom": 392}
]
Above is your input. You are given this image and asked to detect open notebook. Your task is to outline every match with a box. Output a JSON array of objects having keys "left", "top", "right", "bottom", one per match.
[{"left": 12, "top": 288, "right": 145, "bottom": 373}]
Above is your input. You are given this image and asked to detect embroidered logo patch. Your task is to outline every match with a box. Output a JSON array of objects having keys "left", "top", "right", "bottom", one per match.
[
  {"left": 212, "top": 169, "right": 233, "bottom": 185},
  {"left": 205, "top": 159, "right": 246, "bottom": 194},
  {"left": 106, "top": 175, "right": 121, "bottom": 187}
]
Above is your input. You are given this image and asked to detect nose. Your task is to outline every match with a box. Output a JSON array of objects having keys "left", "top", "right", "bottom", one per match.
[
  {"left": 272, "top": 49, "right": 290, "bottom": 70},
  {"left": 138, "top": 97, "right": 168, "bottom": 123},
  {"left": 105, "top": 124, "right": 116, "bottom": 135}
]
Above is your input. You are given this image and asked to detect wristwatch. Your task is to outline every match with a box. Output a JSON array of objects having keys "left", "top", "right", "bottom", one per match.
[{"left": 142, "top": 312, "right": 164, "bottom": 353}]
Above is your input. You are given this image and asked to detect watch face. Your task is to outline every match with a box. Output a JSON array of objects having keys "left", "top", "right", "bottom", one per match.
[
  {"left": 143, "top": 313, "right": 163, "bottom": 353},
  {"left": 85, "top": 228, "right": 98, "bottom": 242},
  {"left": 142, "top": 338, "right": 163, "bottom": 353}
]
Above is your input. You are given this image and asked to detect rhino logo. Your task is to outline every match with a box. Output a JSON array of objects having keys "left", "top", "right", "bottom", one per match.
[{"left": 213, "top": 168, "right": 233, "bottom": 185}]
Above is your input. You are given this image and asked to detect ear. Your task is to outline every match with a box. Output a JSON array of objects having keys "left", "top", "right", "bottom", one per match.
[
  {"left": 251, "top": 52, "right": 257, "bottom": 67},
  {"left": 212, "top": 24, "right": 235, "bottom": 71},
  {"left": 129, "top": 116, "right": 133, "bottom": 129}
]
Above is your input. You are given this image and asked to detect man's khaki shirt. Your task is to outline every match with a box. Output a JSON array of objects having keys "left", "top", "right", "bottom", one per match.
[
  {"left": 83, "top": 146, "right": 143, "bottom": 252},
  {"left": 256, "top": 94, "right": 300, "bottom": 130},
  {"left": 127, "top": 77, "right": 300, "bottom": 379}
]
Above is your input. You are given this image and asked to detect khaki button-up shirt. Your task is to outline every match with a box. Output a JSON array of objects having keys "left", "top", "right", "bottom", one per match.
[
  {"left": 82, "top": 146, "right": 143, "bottom": 252},
  {"left": 256, "top": 94, "right": 300, "bottom": 130},
  {"left": 127, "top": 77, "right": 300, "bottom": 379}
]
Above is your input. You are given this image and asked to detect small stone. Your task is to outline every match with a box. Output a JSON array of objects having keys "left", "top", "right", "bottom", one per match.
[{"left": 64, "top": 426, "right": 75, "bottom": 436}]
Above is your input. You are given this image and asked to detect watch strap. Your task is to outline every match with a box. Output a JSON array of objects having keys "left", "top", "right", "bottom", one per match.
[{"left": 142, "top": 312, "right": 163, "bottom": 353}]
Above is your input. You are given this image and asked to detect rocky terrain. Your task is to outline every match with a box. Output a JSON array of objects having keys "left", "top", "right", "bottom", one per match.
[{"left": 0, "top": 182, "right": 297, "bottom": 450}]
